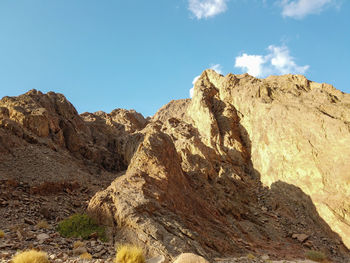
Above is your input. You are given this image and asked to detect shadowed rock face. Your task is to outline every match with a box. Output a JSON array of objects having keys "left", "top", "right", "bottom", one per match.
[{"left": 1, "top": 73, "right": 350, "bottom": 262}]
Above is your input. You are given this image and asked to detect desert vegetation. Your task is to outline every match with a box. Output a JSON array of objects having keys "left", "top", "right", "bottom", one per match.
[
  {"left": 80, "top": 252, "right": 93, "bottom": 260},
  {"left": 11, "top": 250, "right": 49, "bottom": 263},
  {"left": 116, "top": 244, "right": 145, "bottom": 263},
  {"left": 35, "top": 220, "right": 49, "bottom": 229},
  {"left": 57, "top": 213, "right": 106, "bottom": 241},
  {"left": 73, "top": 240, "right": 85, "bottom": 249},
  {"left": 305, "top": 250, "right": 327, "bottom": 262}
]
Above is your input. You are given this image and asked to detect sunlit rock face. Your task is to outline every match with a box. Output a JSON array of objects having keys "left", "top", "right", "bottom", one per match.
[
  {"left": 202, "top": 70, "right": 350, "bottom": 248},
  {"left": 88, "top": 70, "right": 350, "bottom": 261},
  {"left": 0, "top": 89, "right": 147, "bottom": 184}
]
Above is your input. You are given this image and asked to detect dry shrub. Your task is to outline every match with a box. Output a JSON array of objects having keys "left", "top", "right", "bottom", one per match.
[
  {"left": 5, "top": 179, "right": 19, "bottom": 187},
  {"left": 116, "top": 244, "right": 145, "bottom": 263},
  {"left": 30, "top": 181, "right": 80, "bottom": 195},
  {"left": 305, "top": 250, "right": 327, "bottom": 262},
  {"left": 12, "top": 250, "right": 49, "bottom": 263},
  {"left": 80, "top": 252, "right": 93, "bottom": 260},
  {"left": 246, "top": 253, "right": 256, "bottom": 259},
  {"left": 36, "top": 220, "right": 49, "bottom": 229},
  {"left": 73, "top": 240, "right": 85, "bottom": 249},
  {"left": 0, "top": 230, "right": 5, "bottom": 238}
]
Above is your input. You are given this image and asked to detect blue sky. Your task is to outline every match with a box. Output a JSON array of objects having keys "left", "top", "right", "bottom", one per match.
[{"left": 0, "top": 0, "right": 349, "bottom": 117}]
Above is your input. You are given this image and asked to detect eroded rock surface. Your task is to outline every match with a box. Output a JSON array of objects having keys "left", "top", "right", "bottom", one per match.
[
  {"left": 0, "top": 90, "right": 146, "bottom": 185},
  {"left": 88, "top": 70, "right": 350, "bottom": 262},
  {"left": 1, "top": 73, "right": 350, "bottom": 263},
  {"left": 201, "top": 70, "right": 350, "bottom": 249},
  {"left": 0, "top": 90, "right": 147, "bottom": 262}
]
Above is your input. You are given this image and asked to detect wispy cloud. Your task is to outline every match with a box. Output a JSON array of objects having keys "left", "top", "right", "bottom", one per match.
[
  {"left": 190, "top": 64, "right": 223, "bottom": 98},
  {"left": 235, "top": 45, "right": 309, "bottom": 77},
  {"left": 209, "top": 64, "right": 223, "bottom": 75},
  {"left": 279, "top": 0, "right": 337, "bottom": 19},
  {"left": 188, "top": 0, "right": 228, "bottom": 19},
  {"left": 190, "top": 76, "right": 200, "bottom": 98}
]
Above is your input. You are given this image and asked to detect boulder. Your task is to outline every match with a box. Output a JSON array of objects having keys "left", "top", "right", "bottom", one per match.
[{"left": 173, "top": 253, "right": 209, "bottom": 263}]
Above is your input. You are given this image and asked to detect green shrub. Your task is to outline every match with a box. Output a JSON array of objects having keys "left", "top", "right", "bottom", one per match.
[
  {"left": 12, "top": 250, "right": 49, "bottom": 263},
  {"left": 116, "top": 244, "right": 145, "bottom": 263},
  {"left": 305, "top": 250, "right": 327, "bottom": 262},
  {"left": 57, "top": 214, "right": 106, "bottom": 241},
  {"left": 0, "top": 229, "right": 5, "bottom": 238}
]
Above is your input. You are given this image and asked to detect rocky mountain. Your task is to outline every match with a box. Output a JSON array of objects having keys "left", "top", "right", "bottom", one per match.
[{"left": 1, "top": 70, "right": 350, "bottom": 262}]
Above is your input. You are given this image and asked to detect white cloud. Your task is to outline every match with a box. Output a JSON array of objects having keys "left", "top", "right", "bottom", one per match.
[
  {"left": 280, "top": 0, "right": 336, "bottom": 19},
  {"left": 235, "top": 54, "right": 265, "bottom": 77},
  {"left": 190, "top": 64, "right": 223, "bottom": 98},
  {"left": 235, "top": 45, "right": 309, "bottom": 77},
  {"left": 188, "top": 0, "right": 228, "bottom": 19}
]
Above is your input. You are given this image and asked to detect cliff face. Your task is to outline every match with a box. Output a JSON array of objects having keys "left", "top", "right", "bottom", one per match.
[
  {"left": 201, "top": 70, "right": 350, "bottom": 248},
  {"left": 1, "top": 72, "right": 350, "bottom": 262},
  {"left": 88, "top": 71, "right": 350, "bottom": 261}
]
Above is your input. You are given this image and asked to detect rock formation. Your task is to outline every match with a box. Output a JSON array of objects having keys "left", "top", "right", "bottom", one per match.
[
  {"left": 1, "top": 71, "right": 350, "bottom": 262},
  {"left": 200, "top": 70, "right": 350, "bottom": 248},
  {"left": 88, "top": 70, "right": 350, "bottom": 261},
  {"left": 0, "top": 89, "right": 146, "bottom": 185}
]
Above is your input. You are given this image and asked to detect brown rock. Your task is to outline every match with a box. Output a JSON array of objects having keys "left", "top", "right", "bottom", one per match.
[
  {"left": 36, "top": 233, "right": 50, "bottom": 241},
  {"left": 146, "top": 255, "right": 166, "bottom": 263},
  {"left": 24, "top": 218, "right": 35, "bottom": 225},
  {"left": 303, "top": 240, "right": 314, "bottom": 249},
  {"left": 173, "top": 253, "right": 209, "bottom": 263},
  {"left": 292, "top": 233, "right": 309, "bottom": 243}
]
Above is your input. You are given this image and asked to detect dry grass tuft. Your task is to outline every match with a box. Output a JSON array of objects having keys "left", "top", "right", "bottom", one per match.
[
  {"left": 116, "top": 244, "right": 145, "bottom": 263},
  {"left": 80, "top": 252, "right": 93, "bottom": 260},
  {"left": 0, "top": 230, "right": 5, "bottom": 238},
  {"left": 305, "top": 250, "right": 327, "bottom": 262},
  {"left": 36, "top": 220, "right": 49, "bottom": 229},
  {"left": 73, "top": 240, "right": 85, "bottom": 249},
  {"left": 12, "top": 250, "right": 49, "bottom": 263},
  {"left": 246, "top": 253, "right": 256, "bottom": 260}
]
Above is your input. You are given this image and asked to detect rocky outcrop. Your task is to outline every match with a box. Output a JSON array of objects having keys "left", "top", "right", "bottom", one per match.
[
  {"left": 201, "top": 70, "right": 350, "bottom": 249},
  {"left": 89, "top": 121, "right": 260, "bottom": 258},
  {"left": 1, "top": 73, "right": 350, "bottom": 262},
  {"left": 152, "top": 99, "right": 191, "bottom": 124},
  {"left": 88, "top": 71, "right": 350, "bottom": 262},
  {"left": 0, "top": 89, "right": 146, "bottom": 185}
]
